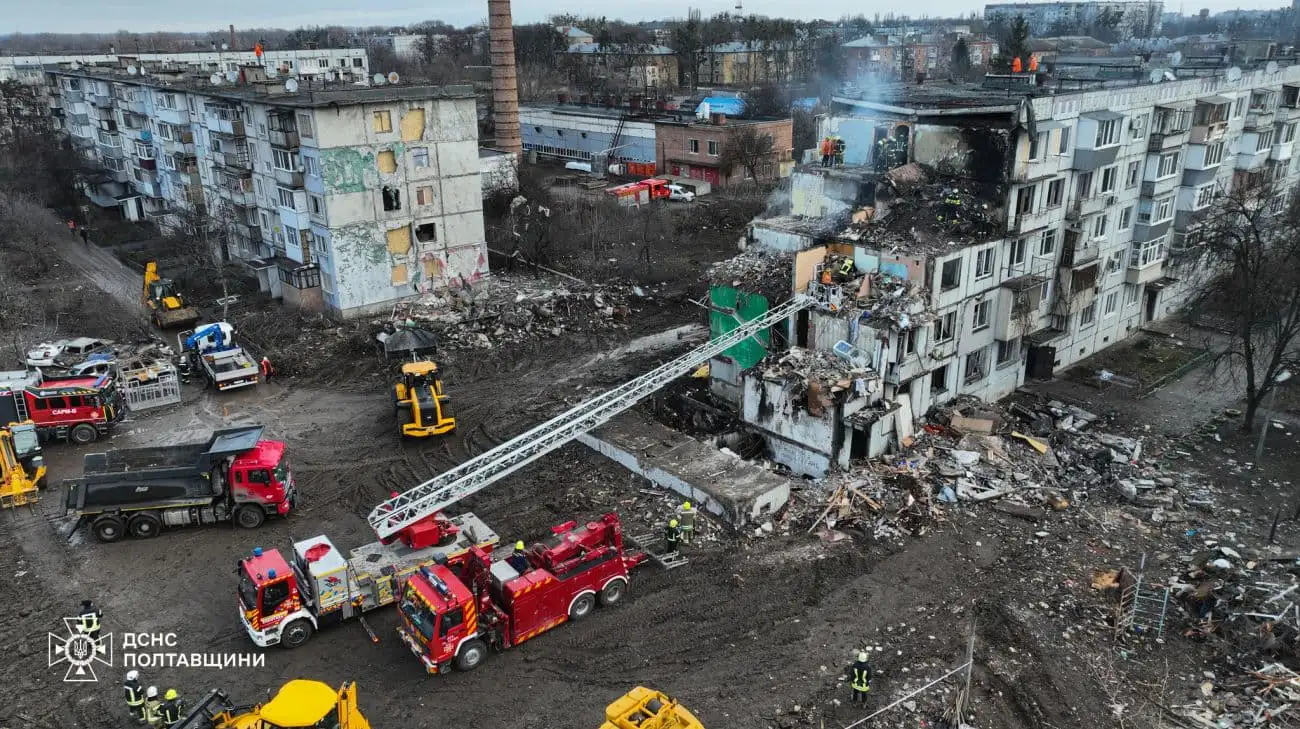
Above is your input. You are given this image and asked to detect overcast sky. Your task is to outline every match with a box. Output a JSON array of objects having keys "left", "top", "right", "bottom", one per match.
[{"left": 6, "top": 0, "right": 1289, "bottom": 35}]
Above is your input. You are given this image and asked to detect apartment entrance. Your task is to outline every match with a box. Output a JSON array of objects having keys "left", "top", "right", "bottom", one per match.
[{"left": 1145, "top": 288, "right": 1160, "bottom": 324}]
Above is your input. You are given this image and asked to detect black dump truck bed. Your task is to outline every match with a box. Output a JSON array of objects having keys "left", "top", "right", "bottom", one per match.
[{"left": 67, "top": 426, "right": 266, "bottom": 513}]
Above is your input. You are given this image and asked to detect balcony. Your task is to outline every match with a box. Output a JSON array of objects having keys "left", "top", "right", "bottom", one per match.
[
  {"left": 1190, "top": 121, "right": 1227, "bottom": 144},
  {"left": 1237, "top": 147, "right": 1270, "bottom": 170},
  {"left": 1140, "top": 175, "right": 1179, "bottom": 198},
  {"left": 1059, "top": 233, "right": 1100, "bottom": 268},
  {"left": 205, "top": 112, "right": 245, "bottom": 137},
  {"left": 97, "top": 142, "right": 123, "bottom": 160},
  {"left": 1010, "top": 153, "right": 1065, "bottom": 183},
  {"left": 1126, "top": 258, "right": 1164, "bottom": 285},
  {"left": 883, "top": 354, "right": 927, "bottom": 386},
  {"left": 154, "top": 106, "right": 189, "bottom": 127},
  {"left": 122, "top": 98, "right": 147, "bottom": 115},
  {"left": 1009, "top": 205, "right": 1056, "bottom": 234},
  {"left": 214, "top": 148, "right": 252, "bottom": 171},
  {"left": 234, "top": 221, "right": 263, "bottom": 243},
  {"left": 133, "top": 179, "right": 163, "bottom": 199},
  {"left": 89, "top": 93, "right": 112, "bottom": 108},
  {"left": 1272, "top": 141, "right": 1295, "bottom": 162},
  {"left": 273, "top": 167, "right": 304, "bottom": 188},
  {"left": 138, "top": 158, "right": 157, "bottom": 171},
  {"left": 161, "top": 131, "right": 195, "bottom": 155},
  {"left": 63, "top": 89, "right": 84, "bottom": 103},
  {"left": 216, "top": 178, "right": 255, "bottom": 206},
  {"left": 1147, "top": 130, "right": 1188, "bottom": 152},
  {"left": 1245, "top": 108, "right": 1275, "bottom": 131},
  {"left": 279, "top": 204, "right": 311, "bottom": 231},
  {"left": 268, "top": 128, "right": 300, "bottom": 149},
  {"left": 1066, "top": 193, "right": 1114, "bottom": 221},
  {"left": 1057, "top": 262, "right": 1100, "bottom": 311}
]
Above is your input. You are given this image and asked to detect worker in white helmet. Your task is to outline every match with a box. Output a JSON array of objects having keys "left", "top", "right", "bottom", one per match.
[
  {"left": 846, "top": 651, "right": 873, "bottom": 705},
  {"left": 123, "top": 670, "right": 145, "bottom": 724},
  {"left": 675, "top": 501, "right": 697, "bottom": 544},
  {"left": 143, "top": 686, "right": 162, "bottom": 727}
]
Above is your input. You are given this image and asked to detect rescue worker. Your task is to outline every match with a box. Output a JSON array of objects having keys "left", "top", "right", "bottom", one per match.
[
  {"left": 259, "top": 355, "right": 275, "bottom": 381},
  {"left": 820, "top": 267, "right": 833, "bottom": 285},
  {"left": 675, "top": 501, "right": 697, "bottom": 544},
  {"left": 847, "top": 651, "right": 873, "bottom": 705},
  {"left": 1028, "top": 54, "right": 1039, "bottom": 72},
  {"left": 143, "top": 686, "right": 162, "bottom": 728},
  {"left": 833, "top": 137, "right": 845, "bottom": 166},
  {"left": 837, "top": 257, "right": 856, "bottom": 281},
  {"left": 1012, "top": 56, "right": 1023, "bottom": 73},
  {"left": 664, "top": 518, "right": 682, "bottom": 554},
  {"left": 160, "top": 688, "right": 182, "bottom": 727},
  {"left": 79, "top": 227, "right": 89, "bottom": 246},
  {"left": 66, "top": 218, "right": 77, "bottom": 236},
  {"left": 123, "top": 670, "right": 146, "bottom": 724},
  {"left": 819, "top": 137, "right": 833, "bottom": 167},
  {"left": 507, "top": 540, "right": 529, "bottom": 573},
  {"left": 873, "top": 137, "right": 893, "bottom": 172},
  {"left": 79, "top": 599, "right": 102, "bottom": 643}
]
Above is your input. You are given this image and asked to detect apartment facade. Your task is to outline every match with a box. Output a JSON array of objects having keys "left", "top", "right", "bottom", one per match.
[
  {"left": 718, "top": 65, "right": 1300, "bottom": 476},
  {"left": 1, "top": 49, "right": 369, "bottom": 83},
  {"left": 984, "top": 1, "right": 1164, "bottom": 39},
  {"left": 48, "top": 68, "right": 486, "bottom": 319}
]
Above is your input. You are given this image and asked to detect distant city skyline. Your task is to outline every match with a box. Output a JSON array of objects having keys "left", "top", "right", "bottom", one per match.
[{"left": 6, "top": 0, "right": 1291, "bottom": 36}]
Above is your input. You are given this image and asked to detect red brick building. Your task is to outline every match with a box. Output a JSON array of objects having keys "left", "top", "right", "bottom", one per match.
[{"left": 654, "top": 117, "right": 794, "bottom": 188}]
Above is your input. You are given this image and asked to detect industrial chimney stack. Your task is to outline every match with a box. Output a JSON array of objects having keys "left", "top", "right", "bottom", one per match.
[{"left": 486, "top": 0, "right": 522, "bottom": 160}]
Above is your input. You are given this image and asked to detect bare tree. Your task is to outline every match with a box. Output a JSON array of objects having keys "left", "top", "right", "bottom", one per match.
[
  {"left": 719, "top": 125, "right": 776, "bottom": 184},
  {"left": 1185, "top": 178, "right": 1300, "bottom": 432}
]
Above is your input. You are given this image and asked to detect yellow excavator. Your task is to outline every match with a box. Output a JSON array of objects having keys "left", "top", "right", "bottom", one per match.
[
  {"left": 174, "top": 679, "right": 370, "bottom": 729},
  {"left": 392, "top": 360, "right": 457, "bottom": 437},
  {"left": 600, "top": 687, "right": 704, "bottom": 729},
  {"left": 0, "top": 421, "right": 45, "bottom": 509},
  {"left": 143, "top": 261, "right": 200, "bottom": 329}
]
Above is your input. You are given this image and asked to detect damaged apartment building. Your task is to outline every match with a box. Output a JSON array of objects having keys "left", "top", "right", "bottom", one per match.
[
  {"left": 713, "top": 65, "right": 1300, "bottom": 477},
  {"left": 47, "top": 65, "right": 487, "bottom": 318}
]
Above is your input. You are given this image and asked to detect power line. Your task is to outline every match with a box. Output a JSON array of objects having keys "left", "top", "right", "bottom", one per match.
[{"left": 840, "top": 661, "right": 974, "bottom": 729}]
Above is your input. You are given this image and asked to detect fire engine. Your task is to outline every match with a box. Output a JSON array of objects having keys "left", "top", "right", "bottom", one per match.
[
  {"left": 0, "top": 370, "right": 124, "bottom": 444},
  {"left": 396, "top": 513, "right": 645, "bottom": 674},
  {"left": 237, "top": 297, "right": 812, "bottom": 650}
]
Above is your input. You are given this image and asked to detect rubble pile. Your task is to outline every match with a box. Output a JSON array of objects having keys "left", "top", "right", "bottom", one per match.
[
  {"left": 843, "top": 163, "right": 1003, "bottom": 248},
  {"left": 706, "top": 249, "right": 794, "bottom": 304},
  {"left": 799, "top": 394, "right": 1201, "bottom": 541},
  {"left": 811, "top": 252, "right": 933, "bottom": 331},
  {"left": 392, "top": 273, "right": 646, "bottom": 351},
  {"left": 755, "top": 346, "right": 879, "bottom": 414}
]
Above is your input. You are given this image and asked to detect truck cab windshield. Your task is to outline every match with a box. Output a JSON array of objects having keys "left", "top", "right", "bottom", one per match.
[
  {"left": 11, "top": 427, "right": 39, "bottom": 459},
  {"left": 238, "top": 571, "right": 259, "bottom": 611},
  {"left": 399, "top": 588, "right": 438, "bottom": 642}
]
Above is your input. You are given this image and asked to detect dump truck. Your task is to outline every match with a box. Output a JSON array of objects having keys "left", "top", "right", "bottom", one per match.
[
  {"left": 393, "top": 361, "right": 456, "bottom": 437},
  {"left": 174, "top": 680, "right": 370, "bottom": 729},
  {"left": 65, "top": 425, "right": 295, "bottom": 543},
  {"left": 144, "top": 261, "right": 199, "bottom": 329},
  {"left": 395, "top": 513, "right": 646, "bottom": 674},
  {"left": 179, "top": 323, "right": 259, "bottom": 392},
  {"left": 601, "top": 688, "right": 704, "bottom": 729},
  {"left": 0, "top": 422, "right": 46, "bottom": 508},
  {"left": 0, "top": 369, "right": 124, "bottom": 444}
]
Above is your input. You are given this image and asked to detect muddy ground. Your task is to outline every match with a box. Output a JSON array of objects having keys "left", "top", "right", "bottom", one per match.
[{"left": 2, "top": 230, "right": 1298, "bottom": 729}]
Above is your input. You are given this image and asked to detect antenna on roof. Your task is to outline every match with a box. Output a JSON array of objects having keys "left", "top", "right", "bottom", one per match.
[
  {"left": 1227, "top": 66, "right": 1242, "bottom": 81},
  {"left": 210, "top": 73, "right": 222, "bottom": 85},
  {"left": 127, "top": 65, "right": 138, "bottom": 75},
  {"left": 285, "top": 78, "right": 299, "bottom": 93},
  {"left": 372, "top": 72, "right": 387, "bottom": 85},
  {"left": 387, "top": 71, "right": 399, "bottom": 84}
]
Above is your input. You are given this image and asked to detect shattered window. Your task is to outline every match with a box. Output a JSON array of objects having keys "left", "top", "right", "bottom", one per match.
[
  {"left": 1099, "top": 166, "right": 1117, "bottom": 194},
  {"left": 1079, "top": 302, "right": 1097, "bottom": 327},
  {"left": 1045, "top": 179, "right": 1063, "bottom": 207},
  {"left": 996, "top": 339, "right": 1019, "bottom": 365},
  {"left": 933, "top": 312, "right": 956, "bottom": 343},
  {"left": 963, "top": 348, "right": 987, "bottom": 383},
  {"left": 930, "top": 365, "right": 949, "bottom": 393},
  {"left": 940, "top": 259, "right": 960, "bottom": 290}
]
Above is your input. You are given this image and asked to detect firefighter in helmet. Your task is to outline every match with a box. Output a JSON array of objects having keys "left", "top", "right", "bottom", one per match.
[
  {"left": 847, "top": 651, "right": 873, "bottom": 705},
  {"left": 664, "top": 519, "right": 683, "bottom": 553},
  {"left": 507, "top": 540, "right": 529, "bottom": 573},
  {"left": 78, "top": 599, "right": 102, "bottom": 643},
  {"left": 143, "top": 686, "right": 162, "bottom": 728},
  {"left": 160, "top": 688, "right": 183, "bottom": 727},
  {"left": 123, "top": 670, "right": 145, "bottom": 724}
]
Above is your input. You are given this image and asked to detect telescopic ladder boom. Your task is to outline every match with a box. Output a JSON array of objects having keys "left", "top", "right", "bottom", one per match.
[{"left": 368, "top": 295, "right": 813, "bottom": 539}]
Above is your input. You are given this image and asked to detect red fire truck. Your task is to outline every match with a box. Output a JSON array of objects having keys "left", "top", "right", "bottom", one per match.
[
  {"left": 395, "top": 513, "right": 647, "bottom": 674},
  {"left": 0, "top": 370, "right": 124, "bottom": 444}
]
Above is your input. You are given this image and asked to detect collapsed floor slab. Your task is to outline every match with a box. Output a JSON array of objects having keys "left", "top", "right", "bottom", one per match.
[{"left": 578, "top": 410, "right": 791, "bottom": 529}]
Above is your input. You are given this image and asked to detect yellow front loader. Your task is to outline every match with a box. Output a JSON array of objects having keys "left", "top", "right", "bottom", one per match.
[
  {"left": 174, "top": 679, "right": 370, "bottom": 729},
  {"left": 0, "top": 421, "right": 45, "bottom": 509},
  {"left": 600, "top": 687, "right": 705, "bottom": 729},
  {"left": 144, "top": 261, "right": 200, "bottom": 329},
  {"left": 392, "top": 361, "right": 457, "bottom": 437}
]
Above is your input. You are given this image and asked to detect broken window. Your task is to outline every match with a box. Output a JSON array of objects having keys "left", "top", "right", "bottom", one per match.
[
  {"left": 1124, "top": 161, "right": 1141, "bottom": 188},
  {"left": 930, "top": 364, "right": 950, "bottom": 394},
  {"left": 416, "top": 185, "right": 435, "bottom": 206},
  {"left": 412, "top": 147, "right": 429, "bottom": 168},
  {"left": 1039, "top": 229, "right": 1057, "bottom": 256},
  {"left": 309, "top": 194, "right": 324, "bottom": 216},
  {"left": 386, "top": 226, "right": 411, "bottom": 254},
  {"left": 400, "top": 108, "right": 426, "bottom": 142},
  {"left": 1076, "top": 171, "right": 1093, "bottom": 199},
  {"left": 377, "top": 150, "right": 397, "bottom": 174},
  {"left": 1015, "top": 185, "right": 1035, "bottom": 215},
  {"left": 896, "top": 328, "right": 917, "bottom": 358},
  {"left": 940, "top": 258, "right": 960, "bottom": 290},
  {"left": 972, "top": 300, "right": 990, "bottom": 332},
  {"left": 997, "top": 338, "right": 1019, "bottom": 365},
  {"left": 1045, "top": 178, "right": 1063, "bottom": 207},
  {"left": 382, "top": 186, "right": 401, "bottom": 211},
  {"left": 963, "top": 348, "right": 987, "bottom": 383},
  {"left": 373, "top": 110, "right": 392, "bottom": 133},
  {"left": 933, "top": 311, "right": 957, "bottom": 343},
  {"left": 415, "top": 223, "right": 437, "bottom": 242}
]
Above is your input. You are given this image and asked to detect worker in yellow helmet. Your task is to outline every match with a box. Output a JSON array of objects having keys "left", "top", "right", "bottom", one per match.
[
  {"left": 663, "top": 518, "right": 683, "bottom": 554},
  {"left": 160, "top": 688, "right": 183, "bottom": 727},
  {"left": 675, "top": 501, "right": 697, "bottom": 544},
  {"left": 506, "top": 540, "right": 529, "bottom": 573}
]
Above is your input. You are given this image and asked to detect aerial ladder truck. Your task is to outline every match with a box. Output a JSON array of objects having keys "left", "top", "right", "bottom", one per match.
[{"left": 237, "top": 296, "right": 813, "bottom": 651}]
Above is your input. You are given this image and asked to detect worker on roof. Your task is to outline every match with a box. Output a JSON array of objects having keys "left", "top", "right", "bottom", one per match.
[
  {"left": 1012, "top": 56, "right": 1023, "bottom": 73},
  {"left": 676, "top": 501, "right": 697, "bottom": 544},
  {"left": 160, "top": 688, "right": 183, "bottom": 727},
  {"left": 78, "top": 599, "right": 102, "bottom": 643},
  {"left": 820, "top": 137, "right": 833, "bottom": 168},
  {"left": 837, "top": 257, "right": 856, "bottom": 281},
  {"left": 847, "top": 651, "right": 873, "bottom": 705},
  {"left": 1028, "top": 54, "right": 1039, "bottom": 72},
  {"left": 123, "top": 670, "right": 145, "bottom": 724},
  {"left": 833, "top": 137, "right": 845, "bottom": 167},
  {"left": 507, "top": 541, "right": 529, "bottom": 573},
  {"left": 664, "top": 518, "right": 682, "bottom": 554},
  {"left": 144, "top": 686, "right": 162, "bottom": 728}
]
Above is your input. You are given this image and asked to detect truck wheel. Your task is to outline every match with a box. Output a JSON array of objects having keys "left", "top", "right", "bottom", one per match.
[
  {"left": 569, "top": 592, "right": 596, "bottom": 620},
  {"left": 234, "top": 505, "right": 265, "bottom": 529},
  {"left": 598, "top": 578, "right": 627, "bottom": 607},
  {"left": 280, "top": 619, "right": 314, "bottom": 649},
  {"left": 455, "top": 639, "right": 487, "bottom": 672},
  {"left": 91, "top": 515, "right": 126, "bottom": 543},
  {"left": 70, "top": 424, "right": 98, "bottom": 444},
  {"left": 128, "top": 513, "right": 162, "bottom": 539}
]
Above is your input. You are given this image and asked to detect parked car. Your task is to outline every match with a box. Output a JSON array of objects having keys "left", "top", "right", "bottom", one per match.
[
  {"left": 54, "top": 338, "right": 113, "bottom": 367},
  {"left": 24, "top": 340, "right": 71, "bottom": 367},
  {"left": 66, "top": 353, "right": 116, "bottom": 378},
  {"left": 667, "top": 184, "right": 696, "bottom": 202}
]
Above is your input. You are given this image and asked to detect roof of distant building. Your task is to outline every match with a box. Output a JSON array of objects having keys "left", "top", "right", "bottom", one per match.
[
  {"left": 566, "top": 42, "right": 674, "bottom": 55},
  {"left": 562, "top": 27, "right": 593, "bottom": 38},
  {"left": 696, "top": 96, "right": 746, "bottom": 116},
  {"left": 707, "top": 41, "right": 793, "bottom": 53},
  {"left": 842, "top": 37, "right": 887, "bottom": 48}
]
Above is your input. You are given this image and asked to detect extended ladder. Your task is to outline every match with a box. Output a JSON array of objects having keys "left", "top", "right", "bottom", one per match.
[{"left": 368, "top": 295, "right": 814, "bottom": 539}]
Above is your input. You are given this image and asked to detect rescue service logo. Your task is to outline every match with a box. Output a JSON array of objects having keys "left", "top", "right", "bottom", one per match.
[{"left": 48, "top": 617, "right": 112, "bottom": 682}]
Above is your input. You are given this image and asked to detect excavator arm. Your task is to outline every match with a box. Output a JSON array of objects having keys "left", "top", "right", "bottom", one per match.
[{"left": 368, "top": 295, "right": 815, "bottom": 541}]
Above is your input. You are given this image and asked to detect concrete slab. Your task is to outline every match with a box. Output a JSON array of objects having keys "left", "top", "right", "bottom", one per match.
[{"left": 578, "top": 410, "right": 791, "bottom": 529}]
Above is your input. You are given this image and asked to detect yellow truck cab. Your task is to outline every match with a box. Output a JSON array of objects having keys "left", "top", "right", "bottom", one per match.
[{"left": 601, "top": 687, "right": 704, "bottom": 729}]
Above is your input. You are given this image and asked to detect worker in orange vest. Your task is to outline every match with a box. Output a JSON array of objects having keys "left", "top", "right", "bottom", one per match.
[
  {"left": 1012, "top": 56, "right": 1023, "bottom": 73},
  {"left": 259, "top": 356, "right": 275, "bottom": 381},
  {"left": 1028, "top": 54, "right": 1039, "bottom": 72},
  {"left": 820, "top": 137, "right": 833, "bottom": 168}
]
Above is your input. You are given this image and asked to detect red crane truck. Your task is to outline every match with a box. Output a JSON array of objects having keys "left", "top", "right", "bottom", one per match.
[
  {"left": 395, "top": 513, "right": 647, "bottom": 674},
  {"left": 65, "top": 425, "right": 295, "bottom": 542},
  {"left": 0, "top": 369, "right": 124, "bottom": 444}
]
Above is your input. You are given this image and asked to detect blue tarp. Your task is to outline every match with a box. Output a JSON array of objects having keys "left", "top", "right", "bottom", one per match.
[
  {"left": 792, "top": 97, "right": 819, "bottom": 111},
  {"left": 696, "top": 96, "right": 746, "bottom": 116}
]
